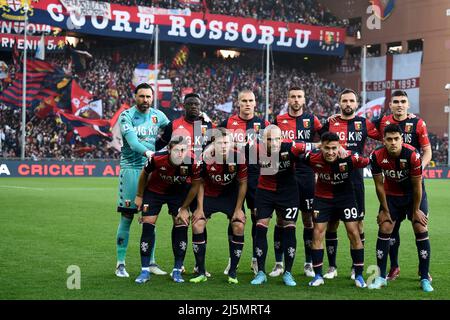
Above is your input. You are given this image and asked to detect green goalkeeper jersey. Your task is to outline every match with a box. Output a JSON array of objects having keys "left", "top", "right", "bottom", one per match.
[{"left": 119, "top": 106, "right": 169, "bottom": 169}]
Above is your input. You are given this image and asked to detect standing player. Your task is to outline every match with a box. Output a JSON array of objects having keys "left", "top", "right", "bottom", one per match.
[
  {"left": 305, "top": 132, "right": 370, "bottom": 288},
  {"left": 115, "top": 83, "right": 169, "bottom": 278},
  {"left": 368, "top": 124, "right": 433, "bottom": 292},
  {"left": 372, "top": 90, "right": 432, "bottom": 281},
  {"left": 189, "top": 128, "right": 248, "bottom": 284},
  {"left": 250, "top": 125, "right": 313, "bottom": 286},
  {"left": 273, "top": 86, "right": 323, "bottom": 278},
  {"left": 220, "top": 89, "right": 269, "bottom": 275},
  {"left": 134, "top": 136, "right": 202, "bottom": 284},
  {"left": 156, "top": 92, "right": 213, "bottom": 276},
  {"left": 319, "top": 89, "right": 380, "bottom": 280}
]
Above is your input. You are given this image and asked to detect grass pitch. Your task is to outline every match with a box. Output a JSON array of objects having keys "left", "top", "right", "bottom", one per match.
[{"left": 0, "top": 178, "right": 449, "bottom": 300}]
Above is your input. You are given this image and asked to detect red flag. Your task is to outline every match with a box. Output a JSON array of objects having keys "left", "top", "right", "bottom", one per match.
[
  {"left": 71, "top": 80, "right": 92, "bottom": 114},
  {"left": 110, "top": 103, "right": 131, "bottom": 128}
]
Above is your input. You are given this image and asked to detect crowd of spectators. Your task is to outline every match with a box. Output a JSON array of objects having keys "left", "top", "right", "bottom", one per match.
[
  {"left": 0, "top": 40, "right": 447, "bottom": 165},
  {"left": 105, "top": 0, "right": 345, "bottom": 27}
]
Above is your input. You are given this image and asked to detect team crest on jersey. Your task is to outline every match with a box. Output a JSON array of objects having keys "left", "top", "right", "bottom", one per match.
[
  {"left": 151, "top": 116, "right": 158, "bottom": 124},
  {"left": 399, "top": 159, "right": 407, "bottom": 169},
  {"left": 303, "top": 119, "right": 311, "bottom": 129},
  {"left": 354, "top": 121, "right": 362, "bottom": 131},
  {"left": 201, "top": 125, "right": 208, "bottom": 136},
  {"left": 253, "top": 122, "right": 261, "bottom": 133},
  {"left": 405, "top": 123, "right": 413, "bottom": 133},
  {"left": 180, "top": 166, "right": 189, "bottom": 176},
  {"left": 339, "top": 162, "right": 348, "bottom": 172},
  {"left": 228, "top": 163, "right": 236, "bottom": 173},
  {"left": 281, "top": 152, "right": 289, "bottom": 161}
]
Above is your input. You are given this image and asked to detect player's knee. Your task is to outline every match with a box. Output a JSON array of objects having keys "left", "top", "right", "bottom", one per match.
[
  {"left": 141, "top": 216, "right": 155, "bottom": 224},
  {"left": 379, "top": 222, "right": 394, "bottom": 234},
  {"left": 412, "top": 221, "right": 428, "bottom": 233},
  {"left": 231, "top": 221, "right": 245, "bottom": 235}
]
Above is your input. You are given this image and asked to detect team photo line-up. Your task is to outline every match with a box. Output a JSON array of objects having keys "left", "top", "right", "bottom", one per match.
[{"left": 114, "top": 82, "right": 433, "bottom": 293}]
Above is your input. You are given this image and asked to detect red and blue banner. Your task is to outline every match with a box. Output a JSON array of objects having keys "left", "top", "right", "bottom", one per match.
[{"left": 1, "top": 0, "right": 345, "bottom": 56}]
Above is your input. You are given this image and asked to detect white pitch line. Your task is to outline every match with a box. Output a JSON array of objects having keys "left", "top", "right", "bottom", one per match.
[{"left": 0, "top": 185, "right": 45, "bottom": 191}]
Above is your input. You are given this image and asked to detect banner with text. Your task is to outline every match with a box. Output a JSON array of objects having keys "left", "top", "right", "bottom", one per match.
[{"left": 0, "top": 0, "right": 345, "bottom": 56}]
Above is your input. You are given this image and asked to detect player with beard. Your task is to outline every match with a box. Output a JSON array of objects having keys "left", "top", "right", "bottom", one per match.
[
  {"left": 114, "top": 83, "right": 169, "bottom": 278},
  {"left": 273, "top": 86, "right": 323, "bottom": 278}
]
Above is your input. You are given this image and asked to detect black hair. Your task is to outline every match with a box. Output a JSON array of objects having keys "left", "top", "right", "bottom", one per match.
[
  {"left": 392, "top": 90, "right": 408, "bottom": 98},
  {"left": 134, "top": 83, "right": 154, "bottom": 95},
  {"left": 384, "top": 123, "right": 403, "bottom": 136},
  {"left": 288, "top": 86, "right": 305, "bottom": 93},
  {"left": 320, "top": 131, "right": 340, "bottom": 143},
  {"left": 184, "top": 93, "right": 201, "bottom": 102},
  {"left": 339, "top": 88, "right": 358, "bottom": 101},
  {"left": 168, "top": 135, "right": 187, "bottom": 149}
]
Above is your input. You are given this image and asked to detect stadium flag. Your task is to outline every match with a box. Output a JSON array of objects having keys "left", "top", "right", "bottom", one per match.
[
  {"left": 108, "top": 103, "right": 131, "bottom": 151},
  {"left": 71, "top": 80, "right": 93, "bottom": 114},
  {"left": 156, "top": 79, "right": 173, "bottom": 108},
  {"left": 215, "top": 101, "right": 233, "bottom": 113},
  {"left": 364, "top": 51, "right": 422, "bottom": 113},
  {"left": 171, "top": 45, "right": 189, "bottom": 69},
  {"left": 131, "top": 63, "right": 160, "bottom": 89},
  {"left": 57, "top": 111, "right": 111, "bottom": 143},
  {"left": 75, "top": 99, "right": 103, "bottom": 119},
  {"left": 0, "top": 59, "right": 55, "bottom": 108},
  {"left": 356, "top": 97, "right": 385, "bottom": 120},
  {"left": 69, "top": 47, "right": 93, "bottom": 73},
  {"left": 35, "top": 34, "right": 45, "bottom": 60}
]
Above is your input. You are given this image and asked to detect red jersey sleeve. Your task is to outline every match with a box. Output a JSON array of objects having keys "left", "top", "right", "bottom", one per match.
[
  {"left": 351, "top": 154, "right": 370, "bottom": 168},
  {"left": 191, "top": 159, "right": 202, "bottom": 181},
  {"left": 237, "top": 163, "right": 248, "bottom": 181},
  {"left": 366, "top": 119, "right": 381, "bottom": 141},
  {"left": 416, "top": 119, "right": 430, "bottom": 148},
  {"left": 314, "top": 116, "right": 323, "bottom": 132},
  {"left": 410, "top": 151, "right": 422, "bottom": 177},
  {"left": 290, "top": 141, "right": 307, "bottom": 157}
]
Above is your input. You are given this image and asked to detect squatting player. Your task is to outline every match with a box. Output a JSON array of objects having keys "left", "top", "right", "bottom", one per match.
[
  {"left": 134, "top": 136, "right": 202, "bottom": 284},
  {"left": 372, "top": 90, "right": 432, "bottom": 282},
  {"left": 156, "top": 92, "right": 214, "bottom": 276},
  {"left": 368, "top": 124, "right": 433, "bottom": 292},
  {"left": 250, "top": 125, "right": 312, "bottom": 287},
  {"left": 273, "top": 86, "right": 323, "bottom": 278},
  {"left": 189, "top": 128, "right": 248, "bottom": 284},
  {"left": 115, "top": 83, "right": 169, "bottom": 278},
  {"left": 220, "top": 89, "right": 269, "bottom": 275},
  {"left": 319, "top": 89, "right": 380, "bottom": 280},
  {"left": 305, "top": 132, "right": 370, "bottom": 288}
]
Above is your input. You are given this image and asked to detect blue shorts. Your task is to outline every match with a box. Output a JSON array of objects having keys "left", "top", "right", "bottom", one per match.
[
  {"left": 142, "top": 188, "right": 195, "bottom": 216},
  {"left": 295, "top": 171, "right": 315, "bottom": 213},
  {"left": 255, "top": 187, "right": 300, "bottom": 222},
  {"left": 313, "top": 196, "right": 362, "bottom": 223},
  {"left": 245, "top": 172, "right": 259, "bottom": 211},
  {"left": 383, "top": 190, "right": 428, "bottom": 222},
  {"left": 204, "top": 190, "right": 245, "bottom": 219}
]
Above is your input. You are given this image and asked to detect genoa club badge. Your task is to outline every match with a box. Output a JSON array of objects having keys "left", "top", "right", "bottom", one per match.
[
  {"left": 180, "top": 166, "right": 188, "bottom": 176},
  {"left": 339, "top": 162, "right": 348, "bottom": 172},
  {"left": 303, "top": 119, "right": 310, "bottom": 129},
  {"left": 228, "top": 163, "right": 236, "bottom": 173}
]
